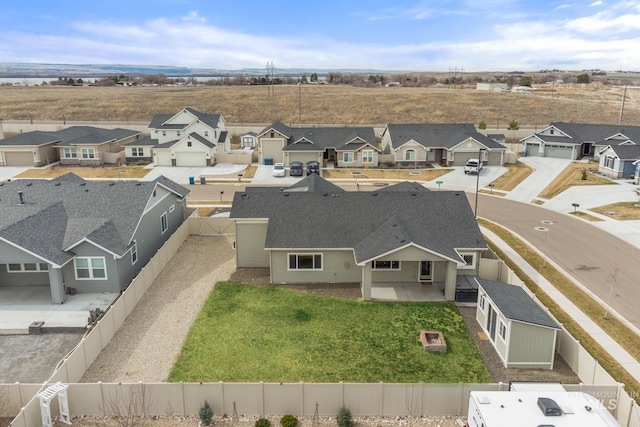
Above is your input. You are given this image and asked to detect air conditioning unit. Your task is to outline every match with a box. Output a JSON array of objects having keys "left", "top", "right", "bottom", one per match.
[{"left": 538, "top": 397, "right": 563, "bottom": 416}]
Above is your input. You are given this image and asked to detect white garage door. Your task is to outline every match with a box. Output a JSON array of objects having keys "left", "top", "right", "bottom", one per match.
[
  {"left": 176, "top": 152, "right": 207, "bottom": 167},
  {"left": 453, "top": 152, "right": 478, "bottom": 166},
  {"left": 544, "top": 145, "right": 574, "bottom": 159},
  {"left": 3, "top": 151, "right": 34, "bottom": 166}
]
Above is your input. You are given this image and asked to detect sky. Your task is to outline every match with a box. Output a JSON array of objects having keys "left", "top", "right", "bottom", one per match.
[{"left": 1, "top": 0, "right": 639, "bottom": 72}]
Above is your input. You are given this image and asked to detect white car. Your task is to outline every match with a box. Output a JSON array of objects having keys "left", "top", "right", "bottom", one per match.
[{"left": 272, "top": 163, "right": 286, "bottom": 177}]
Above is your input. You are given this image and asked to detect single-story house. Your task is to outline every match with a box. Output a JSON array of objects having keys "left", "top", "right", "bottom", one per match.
[
  {"left": 147, "top": 108, "right": 230, "bottom": 166},
  {"left": 0, "top": 131, "right": 60, "bottom": 166},
  {"left": 0, "top": 173, "right": 190, "bottom": 304},
  {"left": 123, "top": 136, "right": 156, "bottom": 164},
  {"left": 256, "top": 122, "right": 379, "bottom": 168},
  {"left": 230, "top": 176, "right": 487, "bottom": 301},
  {"left": 241, "top": 132, "right": 257, "bottom": 148},
  {"left": 54, "top": 126, "right": 141, "bottom": 166},
  {"left": 598, "top": 144, "right": 640, "bottom": 179},
  {"left": 380, "top": 123, "right": 506, "bottom": 167},
  {"left": 476, "top": 279, "right": 560, "bottom": 369},
  {"left": 521, "top": 122, "right": 640, "bottom": 160}
]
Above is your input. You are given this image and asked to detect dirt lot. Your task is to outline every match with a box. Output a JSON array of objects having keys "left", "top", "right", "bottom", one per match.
[{"left": 1, "top": 84, "right": 639, "bottom": 126}]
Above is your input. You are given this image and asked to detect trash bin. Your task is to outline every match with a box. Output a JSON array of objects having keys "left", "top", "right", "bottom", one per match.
[
  {"left": 200, "top": 176, "right": 206, "bottom": 185},
  {"left": 189, "top": 176, "right": 195, "bottom": 185},
  {"left": 264, "top": 159, "right": 269, "bottom": 165},
  {"left": 269, "top": 158, "right": 274, "bottom": 165}
]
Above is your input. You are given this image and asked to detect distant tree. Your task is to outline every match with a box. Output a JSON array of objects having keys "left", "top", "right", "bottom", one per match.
[
  {"left": 576, "top": 73, "right": 590, "bottom": 84},
  {"left": 299, "top": 74, "right": 308, "bottom": 84},
  {"left": 478, "top": 120, "right": 487, "bottom": 130},
  {"left": 507, "top": 119, "right": 520, "bottom": 131},
  {"left": 518, "top": 76, "right": 532, "bottom": 87},
  {"left": 310, "top": 73, "right": 318, "bottom": 83},
  {"left": 67, "top": 78, "right": 75, "bottom": 85}
]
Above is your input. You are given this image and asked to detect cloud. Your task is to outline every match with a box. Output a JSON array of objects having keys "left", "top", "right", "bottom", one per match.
[
  {"left": 589, "top": 0, "right": 604, "bottom": 5},
  {"left": 182, "top": 11, "right": 206, "bottom": 23}
]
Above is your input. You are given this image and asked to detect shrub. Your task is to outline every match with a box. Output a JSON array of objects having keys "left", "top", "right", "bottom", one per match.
[
  {"left": 478, "top": 120, "right": 487, "bottom": 130},
  {"left": 199, "top": 401, "right": 213, "bottom": 426},
  {"left": 256, "top": 418, "right": 272, "bottom": 427},
  {"left": 280, "top": 414, "right": 298, "bottom": 427},
  {"left": 581, "top": 169, "right": 588, "bottom": 180},
  {"left": 336, "top": 406, "right": 354, "bottom": 427}
]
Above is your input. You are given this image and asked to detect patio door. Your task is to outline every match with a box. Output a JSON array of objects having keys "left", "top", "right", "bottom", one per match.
[
  {"left": 419, "top": 261, "right": 432, "bottom": 281},
  {"left": 487, "top": 305, "right": 497, "bottom": 342}
]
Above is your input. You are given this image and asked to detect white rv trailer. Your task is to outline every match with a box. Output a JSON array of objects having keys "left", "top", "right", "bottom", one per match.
[{"left": 467, "top": 390, "right": 620, "bottom": 427}]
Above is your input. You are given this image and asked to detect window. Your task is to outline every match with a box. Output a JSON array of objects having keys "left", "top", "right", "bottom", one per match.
[
  {"left": 155, "top": 130, "right": 158, "bottom": 134},
  {"left": 131, "top": 147, "right": 144, "bottom": 157},
  {"left": 372, "top": 260, "right": 401, "bottom": 270},
  {"left": 131, "top": 241, "right": 138, "bottom": 265},
  {"left": 169, "top": 204, "right": 175, "bottom": 213},
  {"left": 81, "top": 148, "right": 95, "bottom": 159},
  {"left": 604, "top": 156, "right": 615, "bottom": 169},
  {"left": 405, "top": 149, "right": 416, "bottom": 161},
  {"left": 161, "top": 212, "right": 168, "bottom": 233},
  {"left": 187, "top": 140, "right": 192, "bottom": 147},
  {"left": 499, "top": 321, "right": 507, "bottom": 341},
  {"left": 458, "top": 252, "right": 476, "bottom": 269},
  {"left": 162, "top": 131, "right": 166, "bottom": 136},
  {"left": 177, "top": 131, "right": 181, "bottom": 137},
  {"left": 343, "top": 152, "right": 354, "bottom": 163},
  {"left": 288, "top": 253, "right": 322, "bottom": 270},
  {"left": 362, "top": 150, "right": 373, "bottom": 163},
  {"left": 7, "top": 263, "right": 48, "bottom": 273},
  {"left": 204, "top": 131, "right": 209, "bottom": 137},
  {"left": 74, "top": 257, "right": 106, "bottom": 280},
  {"left": 63, "top": 147, "right": 77, "bottom": 159},
  {"left": 479, "top": 294, "right": 486, "bottom": 311}
]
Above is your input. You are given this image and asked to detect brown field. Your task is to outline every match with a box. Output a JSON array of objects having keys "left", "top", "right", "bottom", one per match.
[
  {"left": 1, "top": 84, "right": 639, "bottom": 125},
  {"left": 590, "top": 202, "right": 640, "bottom": 220},
  {"left": 489, "top": 160, "right": 534, "bottom": 191},
  {"left": 15, "top": 165, "right": 149, "bottom": 179}
]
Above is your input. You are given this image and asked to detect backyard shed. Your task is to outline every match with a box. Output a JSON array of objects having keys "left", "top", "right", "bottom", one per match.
[{"left": 476, "top": 279, "right": 560, "bottom": 369}]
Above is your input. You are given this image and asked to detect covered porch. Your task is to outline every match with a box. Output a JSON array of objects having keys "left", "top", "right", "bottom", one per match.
[{"left": 0, "top": 286, "right": 118, "bottom": 334}]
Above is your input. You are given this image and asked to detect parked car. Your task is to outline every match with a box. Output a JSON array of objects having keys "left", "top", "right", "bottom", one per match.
[
  {"left": 307, "top": 161, "right": 320, "bottom": 175},
  {"left": 290, "top": 161, "right": 303, "bottom": 176},
  {"left": 464, "top": 159, "right": 483, "bottom": 174},
  {"left": 273, "top": 163, "right": 286, "bottom": 177}
]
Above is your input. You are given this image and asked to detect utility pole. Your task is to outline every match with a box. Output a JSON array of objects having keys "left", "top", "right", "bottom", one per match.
[{"left": 619, "top": 86, "right": 627, "bottom": 125}]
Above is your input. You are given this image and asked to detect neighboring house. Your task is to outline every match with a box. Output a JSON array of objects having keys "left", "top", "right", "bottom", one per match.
[
  {"left": 635, "top": 159, "right": 640, "bottom": 185},
  {"left": 230, "top": 176, "right": 487, "bottom": 301},
  {"left": 476, "top": 82, "right": 507, "bottom": 92},
  {"left": 521, "top": 122, "right": 640, "bottom": 159},
  {"left": 476, "top": 279, "right": 560, "bottom": 369},
  {"left": 598, "top": 144, "right": 640, "bottom": 179},
  {"left": 55, "top": 126, "right": 141, "bottom": 166},
  {"left": 0, "top": 173, "right": 190, "bottom": 304},
  {"left": 380, "top": 123, "right": 506, "bottom": 167},
  {"left": 148, "top": 107, "right": 229, "bottom": 166},
  {"left": 256, "top": 122, "right": 379, "bottom": 168},
  {"left": 123, "top": 136, "right": 156, "bottom": 164},
  {"left": 241, "top": 132, "right": 257, "bottom": 148},
  {"left": 0, "top": 131, "right": 59, "bottom": 166}
]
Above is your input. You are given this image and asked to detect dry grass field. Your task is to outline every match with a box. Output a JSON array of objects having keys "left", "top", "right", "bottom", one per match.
[
  {"left": 590, "top": 202, "right": 640, "bottom": 220},
  {"left": 1, "top": 84, "right": 639, "bottom": 125},
  {"left": 537, "top": 161, "right": 615, "bottom": 199}
]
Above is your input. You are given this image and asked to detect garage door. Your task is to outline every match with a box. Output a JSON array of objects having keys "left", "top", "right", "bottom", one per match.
[
  {"left": 3, "top": 151, "right": 34, "bottom": 166},
  {"left": 288, "top": 152, "right": 319, "bottom": 166},
  {"left": 544, "top": 145, "right": 574, "bottom": 159},
  {"left": 453, "top": 152, "right": 477, "bottom": 166},
  {"left": 487, "top": 151, "right": 503, "bottom": 166},
  {"left": 524, "top": 143, "right": 540, "bottom": 157},
  {"left": 175, "top": 152, "right": 207, "bottom": 166}
]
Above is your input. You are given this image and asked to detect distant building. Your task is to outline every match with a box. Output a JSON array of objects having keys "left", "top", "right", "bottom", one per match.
[{"left": 476, "top": 82, "right": 507, "bottom": 91}]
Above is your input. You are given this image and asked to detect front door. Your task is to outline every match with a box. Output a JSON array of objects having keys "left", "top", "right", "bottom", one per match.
[{"left": 419, "top": 261, "right": 432, "bottom": 281}]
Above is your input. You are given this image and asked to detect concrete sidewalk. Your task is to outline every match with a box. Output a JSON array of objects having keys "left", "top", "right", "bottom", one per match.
[{"left": 481, "top": 227, "right": 640, "bottom": 384}]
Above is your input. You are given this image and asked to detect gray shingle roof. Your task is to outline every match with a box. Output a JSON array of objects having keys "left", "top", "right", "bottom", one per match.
[
  {"left": 231, "top": 182, "right": 485, "bottom": 264},
  {"left": 603, "top": 144, "right": 640, "bottom": 160},
  {"left": 0, "top": 131, "right": 60, "bottom": 147},
  {"left": 385, "top": 123, "right": 505, "bottom": 150},
  {"left": 375, "top": 182, "right": 430, "bottom": 192},
  {"left": 258, "top": 121, "right": 292, "bottom": 138},
  {"left": 535, "top": 122, "right": 640, "bottom": 145},
  {"left": 148, "top": 108, "right": 222, "bottom": 131},
  {"left": 124, "top": 136, "right": 158, "bottom": 147},
  {"left": 478, "top": 279, "right": 560, "bottom": 329},
  {"left": 53, "top": 126, "right": 140, "bottom": 146},
  {"left": 0, "top": 174, "right": 188, "bottom": 267},
  {"left": 260, "top": 122, "right": 378, "bottom": 151}
]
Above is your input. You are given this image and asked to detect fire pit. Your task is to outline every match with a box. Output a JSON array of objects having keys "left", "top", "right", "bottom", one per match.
[{"left": 420, "top": 330, "right": 447, "bottom": 353}]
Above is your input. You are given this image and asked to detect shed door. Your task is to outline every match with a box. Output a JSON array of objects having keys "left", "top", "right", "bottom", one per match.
[
  {"left": 4, "top": 151, "right": 34, "bottom": 166},
  {"left": 487, "top": 305, "right": 497, "bottom": 342}
]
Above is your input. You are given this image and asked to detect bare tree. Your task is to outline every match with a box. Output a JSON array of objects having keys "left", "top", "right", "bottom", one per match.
[{"left": 101, "top": 383, "right": 152, "bottom": 427}]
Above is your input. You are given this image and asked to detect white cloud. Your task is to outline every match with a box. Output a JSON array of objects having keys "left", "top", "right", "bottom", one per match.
[
  {"left": 182, "top": 11, "right": 206, "bottom": 23},
  {"left": 589, "top": 1, "right": 604, "bottom": 6}
]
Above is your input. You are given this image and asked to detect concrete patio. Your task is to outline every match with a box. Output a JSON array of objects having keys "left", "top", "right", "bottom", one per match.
[
  {"left": 0, "top": 286, "right": 118, "bottom": 334},
  {"left": 370, "top": 282, "right": 446, "bottom": 302}
]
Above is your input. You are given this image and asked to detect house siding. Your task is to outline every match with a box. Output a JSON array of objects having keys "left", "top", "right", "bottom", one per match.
[
  {"left": 0, "top": 268, "right": 49, "bottom": 286},
  {"left": 507, "top": 322, "right": 556, "bottom": 368},
  {"left": 271, "top": 250, "right": 360, "bottom": 284},
  {"left": 235, "top": 222, "right": 269, "bottom": 267},
  {"left": 0, "top": 240, "right": 44, "bottom": 263},
  {"left": 62, "top": 242, "right": 120, "bottom": 294},
  {"left": 372, "top": 261, "right": 417, "bottom": 282}
]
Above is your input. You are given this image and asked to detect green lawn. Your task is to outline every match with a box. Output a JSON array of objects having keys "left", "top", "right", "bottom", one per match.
[{"left": 168, "top": 282, "right": 490, "bottom": 383}]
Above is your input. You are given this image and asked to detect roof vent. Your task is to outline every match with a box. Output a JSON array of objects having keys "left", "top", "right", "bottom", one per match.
[
  {"left": 109, "top": 182, "right": 115, "bottom": 186},
  {"left": 136, "top": 182, "right": 142, "bottom": 186},
  {"left": 26, "top": 182, "right": 32, "bottom": 186},
  {"left": 284, "top": 193, "right": 289, "bottom": 197},
  {"left": 372, "top": 193, "right": 378, "bottom": 196},
  {"left": 537, "top": 397, "right": 562, "bottom": 416},
  {"left": 80, "top": 182, "right": 86, "bottom": 186},
  {"left": 17, "top": 191, "right": 25, "bottom": 205}
]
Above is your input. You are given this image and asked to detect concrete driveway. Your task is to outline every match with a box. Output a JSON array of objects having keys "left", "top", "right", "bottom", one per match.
[
  {"left": 251, "top": 164, "right": 307, "bottom": 185},
  {"left": 505, "top": 157, "right": 573, "bottom": 202},
  {"left": 423, "top": 165, "right": 508, "bottom": 193},
  {"left": 0, "top": 166, "right": 28, "bottom": 181}
]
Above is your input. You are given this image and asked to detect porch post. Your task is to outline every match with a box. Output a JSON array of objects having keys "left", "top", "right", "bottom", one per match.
[
  {"left": 361, "top": 263, "right": 372, "bottom": 301},
  {"left": 48, "top": 267, "right": 66, "bottom": 304},
  {"left": 444, "top": 262, "right": 457, "bottom": 301}
]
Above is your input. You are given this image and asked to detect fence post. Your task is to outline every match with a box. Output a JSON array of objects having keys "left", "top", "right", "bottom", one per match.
[{"left": 378, "top": 382, "right": 383, "bottom": 417}]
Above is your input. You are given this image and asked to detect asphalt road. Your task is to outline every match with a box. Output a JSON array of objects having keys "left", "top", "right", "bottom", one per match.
[{"left": 472, "top": 193, "right": 639, "bottom": 329}]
